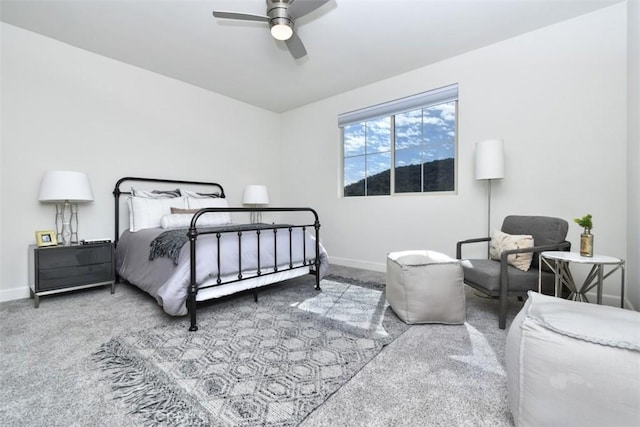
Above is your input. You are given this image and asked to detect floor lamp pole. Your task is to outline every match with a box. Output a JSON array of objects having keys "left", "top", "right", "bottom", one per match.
[
  {"left": 475, "top": 138, "right": 505, "bottom": 258},
  {"left": 487, "top": 178, "right": 492, "bottom": 257}
]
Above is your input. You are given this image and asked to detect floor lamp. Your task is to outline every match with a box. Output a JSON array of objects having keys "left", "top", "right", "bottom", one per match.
[{"left": 475, "top": 139, "right": 505, "bottom": 250}]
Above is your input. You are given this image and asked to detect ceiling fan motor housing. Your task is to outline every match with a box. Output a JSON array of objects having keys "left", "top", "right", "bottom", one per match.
[{"left": 267, "top": 0, "right": 294, "bottom": 31}]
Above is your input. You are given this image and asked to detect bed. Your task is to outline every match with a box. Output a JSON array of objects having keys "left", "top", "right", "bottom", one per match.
[{"left": 113, "top": 177, "right": 329, "bottom": 331}]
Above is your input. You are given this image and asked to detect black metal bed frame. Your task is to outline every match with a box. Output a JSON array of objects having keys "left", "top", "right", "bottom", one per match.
[{"left": 113, "top": 177, "right": 322, "bottom": 331}]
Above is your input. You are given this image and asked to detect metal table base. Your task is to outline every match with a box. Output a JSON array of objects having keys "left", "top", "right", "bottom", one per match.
[{"left": 539, "top": 251, "right": 625, "bottom": 307}]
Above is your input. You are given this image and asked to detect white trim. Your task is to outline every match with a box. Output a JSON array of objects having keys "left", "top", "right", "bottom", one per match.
[
  {"left": 329, "top": 256, "right": 385, "bottom": 273},
  {"left": 0, "top": 286, "right": 30, "bottom": 303},
  {"left": 583, "top": 290, "right": 635, "bottom": 311},
  {"left": 329, "top": 256, "right": 635, "bottom": 310},
  {"left": 338, "top": 83, "right": 458, "bottom": 127}
]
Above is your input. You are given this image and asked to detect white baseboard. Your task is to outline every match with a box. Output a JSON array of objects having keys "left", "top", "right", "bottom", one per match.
[
  {"left": 0, "top": 286, "right": 30, "bottom": 303},
  {"left": 329, "top": 256, "right": 386, "bottom": 273},
  {"left": 328, "top": 256, "right": 637, "bottom": 311},
  {"left": 5, "top": 261, "right": 633, "bottom": 311},
  {"left": 584, "top": 290, "right": 635, "bottom": 311}
]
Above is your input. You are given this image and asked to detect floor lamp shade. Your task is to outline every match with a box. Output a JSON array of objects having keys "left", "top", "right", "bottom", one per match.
[
  {"left": 475, "top": 139, "right": 505, "bottom": 180},
  {"left": 38, "top": 171, "right": 94, "bottom": 245}
]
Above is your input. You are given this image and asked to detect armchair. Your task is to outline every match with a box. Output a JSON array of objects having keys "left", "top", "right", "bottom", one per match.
[{"left": 456, "top": 215, "right": 570, "bottom": 329}]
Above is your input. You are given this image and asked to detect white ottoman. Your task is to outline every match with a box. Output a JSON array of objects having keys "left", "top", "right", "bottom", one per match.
[
  {"left": 506, "top": 292, "right": 640, "bottom": 427},
  {"left": 386, "top": 250, "right": 465, "bottom": 324}
]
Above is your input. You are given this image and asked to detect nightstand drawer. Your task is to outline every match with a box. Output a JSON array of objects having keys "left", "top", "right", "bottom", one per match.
[
  {"left": 37, "top": 245, "right": 112, "bottom": 269},
  {"left": 37, "top": 262, "right": 114, "bottom": 291}
]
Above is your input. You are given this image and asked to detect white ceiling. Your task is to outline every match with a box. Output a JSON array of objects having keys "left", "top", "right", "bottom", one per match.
[{"left": 0, "top": 0, "right": 622, "bottom": 113}]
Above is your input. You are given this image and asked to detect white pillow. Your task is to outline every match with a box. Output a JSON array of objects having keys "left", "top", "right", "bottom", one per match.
[
  {"left": 185, "top": 197, "right": 232, "bottom": 224},
  {"left": 160, "top": 213, "right": 232, "bottom": 229},
  {"left": 128, "top": 196, "right": 187, "bottom": 232},
  {"left": 489, "top": 230, "right": 534, "bottom": 271},
  {"left": 185, "top": 197, "right": 227, "bottom": 209}
]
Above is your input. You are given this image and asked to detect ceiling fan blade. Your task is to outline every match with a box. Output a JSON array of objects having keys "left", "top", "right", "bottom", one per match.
[
  {"left": 285, "top": 32, "right": 307, "bottom": 59},
  {"left": 212, "top": 11, "right": 269, "bottom": 22},
  {"left": 289, "top": 0, "right": 330, "bottom": 19}
]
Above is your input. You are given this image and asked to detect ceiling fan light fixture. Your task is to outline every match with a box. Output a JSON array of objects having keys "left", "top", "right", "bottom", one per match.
[
  {"left": 212, "top": 0, "right": 330, "bottom": 59},
  {"left": 270, "top": 22, "right": 293, "bottom": 41}
]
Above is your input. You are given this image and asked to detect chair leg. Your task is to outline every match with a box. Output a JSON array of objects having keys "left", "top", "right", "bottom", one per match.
[
  {"left": 499, "top": 260, "right": 509, "bottom": 329},
  {"left": 499, "top": 297, "right": 507, "bottom": 329}
]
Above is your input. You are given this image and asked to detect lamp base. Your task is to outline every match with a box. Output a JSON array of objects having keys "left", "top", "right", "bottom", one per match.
[
  {"left": 250, "top": 207, "right": 263, "bottom": 224},
  {"left": 55, "top": 202, "right": 79, "bottom": 245}
]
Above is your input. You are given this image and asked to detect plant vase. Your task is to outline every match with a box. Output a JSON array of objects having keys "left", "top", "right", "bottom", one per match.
[{"left": 580, "top": 231, "right": 594, "bottom": 257}]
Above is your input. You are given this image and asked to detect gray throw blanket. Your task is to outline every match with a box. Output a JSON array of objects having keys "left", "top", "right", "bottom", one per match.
[{"left": 149, "top": 224, "right": 291, "bottom": 265}]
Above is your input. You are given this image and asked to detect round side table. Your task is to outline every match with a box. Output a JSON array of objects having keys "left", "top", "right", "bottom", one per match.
[{"left": 539, "top": 251, "right": 625, "bottom": 307}]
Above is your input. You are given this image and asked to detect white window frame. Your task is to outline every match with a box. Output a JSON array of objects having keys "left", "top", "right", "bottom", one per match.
[{"left": 339, "top": 84, "right": 459, "bottom": 197}]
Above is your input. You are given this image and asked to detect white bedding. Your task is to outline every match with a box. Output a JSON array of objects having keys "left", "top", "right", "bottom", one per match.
[{"left": 115, "top": 226, "right": 329, "bottom": 316}]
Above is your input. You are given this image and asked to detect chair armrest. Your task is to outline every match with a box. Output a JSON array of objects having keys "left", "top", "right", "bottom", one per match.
[
  {"left": 456, "top": 237, "right": 490, "bottom": 259},
  {"left": 499, "top": 240, "right": 572, "bottom": 302}
]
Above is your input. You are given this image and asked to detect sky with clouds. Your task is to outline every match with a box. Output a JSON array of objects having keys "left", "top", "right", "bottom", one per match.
[{"left": 343, "top": 101, "right": 456, "bottom": 187}]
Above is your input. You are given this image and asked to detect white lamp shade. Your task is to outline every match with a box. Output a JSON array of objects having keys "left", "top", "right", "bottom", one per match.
[
  {"left": 475, "top": 139, "right": 505, "bottom": 180},
  {"left": 38, "top": 170, "right": 94, "bottom": 202},
  {"left": 242, "top": 185, "right": 270, "bottom": 205}
]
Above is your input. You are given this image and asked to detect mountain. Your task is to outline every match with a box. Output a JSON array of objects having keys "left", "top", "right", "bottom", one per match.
[{"left": 344, "top": 158, "right": 454, "bottom": 196}]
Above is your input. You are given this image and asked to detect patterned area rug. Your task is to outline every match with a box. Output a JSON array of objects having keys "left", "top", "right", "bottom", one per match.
[{"left": 94, "top": 276, "right": 409, "bottom": 426}]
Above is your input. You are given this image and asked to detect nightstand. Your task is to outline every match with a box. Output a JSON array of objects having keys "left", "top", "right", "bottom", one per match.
[{"left": 28, "top": 242, "right": 115, "bottom": 308}]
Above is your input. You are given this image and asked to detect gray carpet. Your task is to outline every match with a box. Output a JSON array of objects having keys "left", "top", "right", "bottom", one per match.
[
  {"left": 0, "top": 265, "right": 520, "bottom": 426},
  {"left": 93, "top": 276, "right": 409, "bottom": 426}
]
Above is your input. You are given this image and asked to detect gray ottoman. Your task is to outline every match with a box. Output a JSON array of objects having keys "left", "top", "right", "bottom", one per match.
[{"left": 386, "top": 250, "right": 465, "bottom": 324}]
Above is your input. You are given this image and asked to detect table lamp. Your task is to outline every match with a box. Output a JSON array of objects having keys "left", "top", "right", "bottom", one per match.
[
  {"left": 242, "top": 185, "right": 269, "bottom": 224},
  {"left": 38, "top": 171, "right": 94, "bottom": 245}
]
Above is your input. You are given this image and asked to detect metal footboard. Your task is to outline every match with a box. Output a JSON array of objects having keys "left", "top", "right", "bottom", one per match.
[{"left": 187, "top": 207, "right": 321, "bottom": 331}]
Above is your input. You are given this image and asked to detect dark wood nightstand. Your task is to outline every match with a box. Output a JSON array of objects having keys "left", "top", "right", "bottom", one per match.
[{"left": 28, "top": 242, "right": 115, "bottom": 308}]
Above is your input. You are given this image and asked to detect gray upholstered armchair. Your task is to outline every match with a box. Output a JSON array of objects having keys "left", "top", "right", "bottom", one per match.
[{"left": 456, "top": 215, "right": 571, "bottom": 329}]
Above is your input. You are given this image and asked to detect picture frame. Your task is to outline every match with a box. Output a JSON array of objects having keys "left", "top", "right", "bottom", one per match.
[{"left": 36, "top": 230, "right": 58, "bottom": 247}]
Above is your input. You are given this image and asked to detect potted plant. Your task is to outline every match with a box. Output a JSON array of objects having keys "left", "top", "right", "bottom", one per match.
[{"left": 574, "top": 214, "right": 593, "bottom": 257}]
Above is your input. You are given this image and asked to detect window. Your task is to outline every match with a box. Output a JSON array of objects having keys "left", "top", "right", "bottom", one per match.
[{"left": 340, "top": 84, "right": 458, "bottom": 197}]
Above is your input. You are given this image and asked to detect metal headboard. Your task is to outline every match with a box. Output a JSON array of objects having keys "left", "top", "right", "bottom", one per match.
[{"left": 113, "top": 177, "right": 225, "bottom": 246}]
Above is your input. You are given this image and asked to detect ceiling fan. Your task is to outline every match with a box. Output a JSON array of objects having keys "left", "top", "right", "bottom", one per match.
[{"left": 212, "top": 0, "right": 330, "bottom": 59}]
